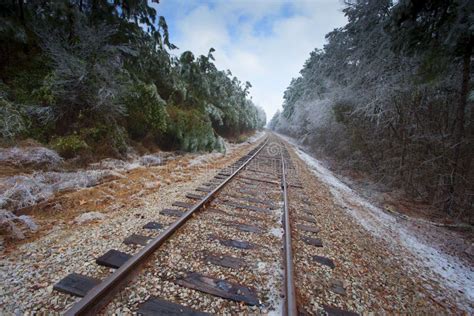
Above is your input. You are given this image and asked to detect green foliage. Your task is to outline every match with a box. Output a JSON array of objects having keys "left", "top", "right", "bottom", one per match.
[
  {"left": 32, "top": 74, "right": 56, "bottom": 106},
  {"left": 166, "top": 106, "right": 223, "bottom": 152},
  {"left": 125, "top": 82, "right": 168, "bottom": 139},
  {"left": 51, "top": 134, "right": 89, "bottom": 158},
  {"left": 0, "top": 0, "right": 265, "bottom": 157},
  {"left": 235, "top": 134, "right": 248, "bottom": 144}
]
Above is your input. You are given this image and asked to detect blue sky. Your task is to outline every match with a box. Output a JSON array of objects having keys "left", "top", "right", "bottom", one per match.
[{"left": 152, "top": 0, "right": 347, "bottom": 120}]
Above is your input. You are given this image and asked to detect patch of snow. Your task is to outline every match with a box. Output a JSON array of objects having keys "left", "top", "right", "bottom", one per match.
[
  {"left": 265, "top": 263, "right": 284, "bottom": 316},
  {"left": 270, "top": 227, "right": 283, "bottom": 238},
  {"left": 0, "top": 146, "right": 63, "bottom": 168},
  {"left": 264, "top": 196, "right": 285, "bottom": 315},
  {"left": 74, "top": 211, "right": 105, "bottom": 224},
  {"left": 258, "top": 256, "right": 284, "bottom": 315},
  {"left": 280, "top": 133, "right": 474, "bottom": 311}
]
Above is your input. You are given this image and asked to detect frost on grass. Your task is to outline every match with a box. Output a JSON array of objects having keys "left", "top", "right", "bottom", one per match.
[
  {"left": 138, "top": 154, "right": 163, "bottom": 167},
  {"left": 0, "top": 146, "right": 63, "bottom": 168},
  {"left": 0, "top": 210, "right": 38, "bottom": 240},
  {"left": 282, "top": 135, "right": 474, "bottom": 312},
  {"left": 89, "top": 158, "right": 137, "bottom": 171},
  {"left": 188, "top": 152, "right": 223, "bottom": 167},
  {"left": 0, "top": 170, "right": 121, "bottom": 211},
  {"left": 89, "top": 153, "right": 165, "bottom": 171},
  {"left": 0, "top": 148, "right": 168, "bottom": 214}
]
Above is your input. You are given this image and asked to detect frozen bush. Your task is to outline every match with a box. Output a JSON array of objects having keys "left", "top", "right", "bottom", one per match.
[
  {"left": 0, "top": 170, "right": 121, "bottom": 211},
  {"left": 0, "top": 96, "right": 26, "bottom": 139},
  {"left": 0, "top": 209, "right": 39, "bottom": 239},
  {"left": 90, "top": 154, "right": 163, "bottom": 170},
  {"left": 0, "top": 146, "right": 63, "bottom": 168},
  {"left": 139, "top": 154, "right": 163, "bottom": 166},
  {"left": 0, "top": 175, "right": 53, "bottom": 210},
  {"left": 89, "top": 158, "right": 131, "bottom": 170}
]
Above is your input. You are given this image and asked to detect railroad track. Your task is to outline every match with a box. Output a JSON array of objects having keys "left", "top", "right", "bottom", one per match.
[{"left": 52, "top": 135, "right": 350, "bottom": 315}]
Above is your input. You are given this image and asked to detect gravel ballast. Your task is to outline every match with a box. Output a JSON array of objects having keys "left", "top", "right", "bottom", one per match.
[{"left": 1, "top": 132, "right": 471, "bottom": 314}]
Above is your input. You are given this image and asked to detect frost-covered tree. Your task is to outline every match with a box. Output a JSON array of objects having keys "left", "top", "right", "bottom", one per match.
[
  {"left": 0, "top": 0, "right": 265, "bottom": 155},
  {"left": 271, "top": 0, "right": 473, "bottom": 218},
  {"left": 39, "top": 13, "right": 132, "bottom": 132},
  {"left": 388, "top": 0, "right": 474, "bottom": 213}
]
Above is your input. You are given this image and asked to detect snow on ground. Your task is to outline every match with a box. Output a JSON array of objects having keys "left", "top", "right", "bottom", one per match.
[
  {"left": 266, "top": 201, "right": 284, "bottom": 315},
  {"left": 279, "top": 133, "right": 474, "bottom": 311},
  {"left": 263, "top": 262, "right": 284, "bottom": 316}
]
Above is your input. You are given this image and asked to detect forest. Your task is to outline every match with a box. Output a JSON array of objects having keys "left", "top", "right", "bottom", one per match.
[
  {"left": 0, "top": 0, "right": 266, "bottom": 160},
  {"left": 270, "top": 0, "right": 473, "bottom": 219}
]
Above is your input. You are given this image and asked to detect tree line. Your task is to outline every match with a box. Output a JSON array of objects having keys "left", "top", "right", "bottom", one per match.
[
  {"left": 0, "top": 0, "right": 266, "bottom": 159},
  {"left": 270, "top": 0, "right": 473, "bottom": 218}
]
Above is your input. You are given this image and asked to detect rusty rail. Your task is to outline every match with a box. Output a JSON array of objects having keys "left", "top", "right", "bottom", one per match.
[
  {"left": 281, "top": 148, "right": 297, "bottom": 315},
  {"left": 65, "top": 138, "right": 269, "bottom": 315}
]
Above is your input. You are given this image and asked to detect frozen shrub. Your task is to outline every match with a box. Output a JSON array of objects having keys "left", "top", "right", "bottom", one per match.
[
  {"left": 0, "top": 170, "right": 121, "bottom": 211},
  {"left": 0, "top": 146, "right": 63, "bottom": 168},
  {"left": 89, "top": 158, "right": 131, "bottom": 170},
  {"left": 0, "top": 175, "right": 53, "bottom": 210},
  {"left": 0, "top": 209, "right": 39, "bottom": 239},
  {"left": 139, "top": 154, "right": 163, "bottom": 166},
  {"left": 0, "top": 96, "right": 26, "bottom": 139}
]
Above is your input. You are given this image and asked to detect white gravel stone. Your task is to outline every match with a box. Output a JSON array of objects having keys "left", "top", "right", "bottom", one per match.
[{"left": 73, "top": 211, "right": 105, "bottom": 224}]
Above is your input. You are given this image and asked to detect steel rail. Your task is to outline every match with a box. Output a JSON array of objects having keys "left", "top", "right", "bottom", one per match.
[
  {"left": 65, "top": 138, "right": 269, "bottom": 315},
  {"left": 281, "top": 147, "right": 297, "bottom": 316}
]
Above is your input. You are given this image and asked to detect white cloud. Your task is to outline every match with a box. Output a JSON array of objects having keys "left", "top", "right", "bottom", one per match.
[{"left": 157, "top": 0, "right": 347, "bottom": 120}]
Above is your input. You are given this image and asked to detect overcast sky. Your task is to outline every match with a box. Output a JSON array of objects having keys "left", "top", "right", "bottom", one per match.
[{"left": 154, "top": 0, "right": 347, "bottom": 120}]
